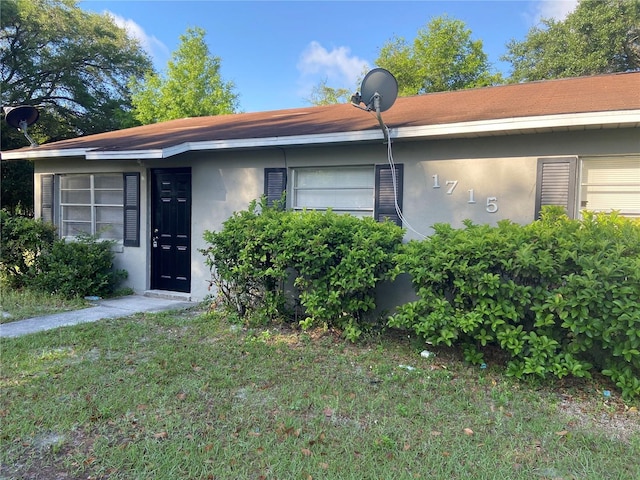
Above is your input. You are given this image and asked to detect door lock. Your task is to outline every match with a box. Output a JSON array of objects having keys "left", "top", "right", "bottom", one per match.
[{"left": 152, "top": 228, "right": 159, "bottom": 248}]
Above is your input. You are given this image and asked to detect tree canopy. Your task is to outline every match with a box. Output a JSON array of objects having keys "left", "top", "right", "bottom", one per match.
[
  {"left": 305, "top": 78, "right": 352, "bottom": 106},
  {"left": 503, "top": 0, "right": 640, "bottom": 82},
  {"left": 1, "top": 0, "right": 152, "bottom": 215},
  {"left": 1, "top": 0, "right": 152, "bottom": 146},
  {"left": 130, "top": 27, "right": 239, "bottom": 124},
  {"left": 375, "top": 15, "right": 502, "bottom": 96}
]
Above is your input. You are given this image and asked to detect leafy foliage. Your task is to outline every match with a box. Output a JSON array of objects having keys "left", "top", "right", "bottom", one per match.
[
  {"left": 0, "top": 160, "right": 35, "bottom": 216},
  {"left": 0, "top": 0, "right": 152, "bottom": 144},
  {"left": 1, "top": 0, "right": 152, "bottom": 214},
  {"left": 306, "top": 77, "right": 353, "bottom": 106},
  {"left": 130, "top": 27, "right": 239, "bottom": 124},
  {"left": 376, "top": 15, "right": 502, "bottom": 95},
  {"left": 0, "top": 211, "right": 56, "bottom": 287},
  {"left": 0, "top": 211, "right": 127, "bottom": 297},
  {"left": 32, "top": 233, "right": 127, "bottom": 298},
  {"left": 201, "top": 198, "right": 404, "bottom": 340},
  {"left": 504, "top": 0, "right": 640, "bottom": 82},
  {"left": 389, "top": 208, "right": 640, "bottom": 399}
]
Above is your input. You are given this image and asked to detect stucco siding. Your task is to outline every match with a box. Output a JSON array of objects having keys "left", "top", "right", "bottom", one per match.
[{"left": 31, "top": 126, "right": 639, "bottom": 303}]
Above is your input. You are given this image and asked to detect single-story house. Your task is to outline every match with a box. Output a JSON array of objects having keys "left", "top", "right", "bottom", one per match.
[{"left": 2, "top": 72, "right": 639, "bottom": 305}]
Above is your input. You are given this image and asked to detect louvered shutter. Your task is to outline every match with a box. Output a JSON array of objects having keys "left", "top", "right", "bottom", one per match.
[
  {"left": 123, "top": 172, "right": 140, "bottom": 247},
  {"left": 264, "top": 168, "right": 287, "bottom": 208},
  {"left": 41, "top": 174, "right": 54, "bottom": 224},
  {"left": 535, "top": 157, "right": 577, "bottom": 218},
  {"left": 375, "top": 164, "right": 403, "bottom": 226}
]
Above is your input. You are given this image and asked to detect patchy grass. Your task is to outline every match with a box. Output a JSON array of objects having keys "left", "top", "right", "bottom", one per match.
[
  {"left": 1, "top": 309, "right": 639, "bottom": 479},
  {"left": 0, "top": 287, "right": 89, "bottom": 324}
]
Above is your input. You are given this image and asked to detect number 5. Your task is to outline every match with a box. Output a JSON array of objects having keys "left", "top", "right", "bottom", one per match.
[{"left": 486, "top": 197, "right": 498, "bottom": 213}]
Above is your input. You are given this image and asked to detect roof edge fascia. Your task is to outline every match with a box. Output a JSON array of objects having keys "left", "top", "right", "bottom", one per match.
[
  {"left": 84, "top": 109, "right": 640, "bottom": 160},
  {"left": 2, "top": 110, "right": 638, "bottom": 161},
  {"left": 394, "top": 110, "right": 640, "bottom": 140},
  {"left": 84, "top": 129, "right": 386, "bottom": 160},
  {"left": 1, "top": 148, "right": 89, "bottom": 161}
]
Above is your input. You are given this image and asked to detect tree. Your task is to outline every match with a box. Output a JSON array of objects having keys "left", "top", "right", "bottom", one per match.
[
  {"left": 305, "top": 78, "right": 352, "bottom": 106},
  {"left": 1, "top": 0, "right": 152, "bottom": 143},
  {"left": 375, "top": 15, "right": 502, "bottom": 96},
  {"left": 130, "top": 27, "right": 239, "bottom": 124},
  {"left": 503, "top": 0, "right": 640, "bottom": 82},
  {"left": 1, "top": 0, "right": 152, "bottom": 215}
]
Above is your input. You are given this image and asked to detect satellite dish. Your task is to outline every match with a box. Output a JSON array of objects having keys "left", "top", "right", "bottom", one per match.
[
  {"left": 4, "top": 105, "right": 39, "bottom": 129},
  {"left": 354, "top": 68, "right": 398, "bottom": 113},
  {"left": 350, "top": 68, "right": 398, "bottom": 143},
  {"left": 3, "top": 105, "right": 39, "bottom": 147}
]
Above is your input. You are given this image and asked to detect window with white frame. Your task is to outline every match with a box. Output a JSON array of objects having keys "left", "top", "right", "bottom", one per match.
[
  {"left": 292, "top": 166, "right": 375, "bottom": 217},
  {"left": 265, "top": 164, "right": 403, "bottom": 226},
  {"left": 59, "top": 173, "right": 124, "bottom": 240},
  {"left": 580, "top": 157, "right": 640, "bottom": 218}
]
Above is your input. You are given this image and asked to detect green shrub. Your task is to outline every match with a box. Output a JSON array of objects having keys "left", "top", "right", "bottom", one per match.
[
  {"left": 32, "top": 234, "right": 127, "bottom": 299},
  {"left": 202, "top": 198, "right": 289, "bottom": 321},
  {"left": 202, "top": 198, "right": 404, "bottom": 339},
  {"left": 389, "top": 207, "right": 640, "bottom": 399},
  {"left": 0, "top": 210, "right": 56, "bottom": 288}
]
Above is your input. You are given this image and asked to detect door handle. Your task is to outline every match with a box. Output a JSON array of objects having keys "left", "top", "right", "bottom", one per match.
[{"left": 152, "top": 229, "right": 159, "bottom": 248}]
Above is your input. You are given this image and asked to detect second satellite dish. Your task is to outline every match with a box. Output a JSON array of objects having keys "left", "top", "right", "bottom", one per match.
[
  {"left": 353, "top": 68, "right": 398, "bottom": 113},
  {"left": 4, "top": 105, "right": 39, "bottom": 130},
  {"left": 3, "top": 105, "right": 40, "bottom": 147}
]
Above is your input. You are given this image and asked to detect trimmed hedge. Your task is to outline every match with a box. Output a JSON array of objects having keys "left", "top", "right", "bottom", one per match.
[
  {"left": 1, "top": 211, "right": 127, "bottom": 298},
  {"left": 201, "top": 199, "right": 405, "bottom": 340},
  {"left": 388, "top": 207, "right": 640, "bottom": 399},
  {"left": 32, "top": 234, "right": 127, "bottom": 299},
  {"left": 0, "top": 211, "right": 56, "bottom": 288}
]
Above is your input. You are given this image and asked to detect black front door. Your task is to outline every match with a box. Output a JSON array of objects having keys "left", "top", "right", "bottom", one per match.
[{"left": 151, "top": 168, "right": 191, "bottom": 293}]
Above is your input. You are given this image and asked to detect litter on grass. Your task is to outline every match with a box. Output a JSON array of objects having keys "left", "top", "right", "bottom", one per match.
[{"left": 399, "top": 364, "right": 416, "bottom": 371}]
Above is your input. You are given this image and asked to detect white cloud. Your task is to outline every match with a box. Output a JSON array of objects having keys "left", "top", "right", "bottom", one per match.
[
  {"left": 105, "top": 11, "right": 169, "bottom": 64},
  {"left": 297, "top": 41, "right": 369, "bottom": 92},
  {"left": 529, "top": 0, "right": 579, "bottom": 25}
]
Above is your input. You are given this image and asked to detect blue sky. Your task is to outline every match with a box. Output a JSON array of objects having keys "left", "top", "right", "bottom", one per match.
[{"left": 79, "top": 0, "right": 578, "bottom": 113}]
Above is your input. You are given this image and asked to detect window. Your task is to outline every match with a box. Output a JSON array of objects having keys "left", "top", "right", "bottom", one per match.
[
  {"left": 535, "top": 156, "right": 640, "bottom": 219},
  {"left": 292, "top": 166, "right": 375, "bottom": 217},
  {"left": 60, "top": 174, "right": 124, "bottom": 240},
  {"left": 41, "top": 173, "right": 140, "bottom": 246},
  {"left": 580, "top": 157, "right": 640, "bottom": 219},
  {"left": 265, "top": 164, "right": 403, "bottom": 226}
]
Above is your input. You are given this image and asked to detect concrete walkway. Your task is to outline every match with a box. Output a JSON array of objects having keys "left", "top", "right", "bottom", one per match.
[{"left": 0, "top": 295, "right": 194, "bottom": 338}]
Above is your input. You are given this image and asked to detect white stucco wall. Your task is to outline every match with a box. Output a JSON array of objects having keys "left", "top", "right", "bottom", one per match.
[{"left": 33, "top": 127, "right": 639, "bottom": 304}]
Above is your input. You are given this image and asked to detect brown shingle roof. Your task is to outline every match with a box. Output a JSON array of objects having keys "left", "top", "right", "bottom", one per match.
[{"left": 4, "top": 72, "right": 640, "bottom": 155}]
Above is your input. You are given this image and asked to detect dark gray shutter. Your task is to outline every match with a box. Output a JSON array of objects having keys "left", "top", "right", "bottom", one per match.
[
  {"left": 535, "top": 157, "right": 577, "bottom": 218},
  {"left": 41, "top": 174, "right": 54, "bottom": 224},
  {"left": 123, "top": 172, "right": 140, "bottom": 247},
  {"left": 264, "top": 168, "right": 287, "bottom": 207},
  {"left": 375, "top": 164, "right": 403, "bottom": 226}
]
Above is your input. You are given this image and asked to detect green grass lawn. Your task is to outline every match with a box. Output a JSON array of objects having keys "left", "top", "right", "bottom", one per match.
[
  {"left": 0, "top": 287, "right": 89, "bottom": 324},
  {"left": 1, "top": 308, "right": 639, "bottom": 479}
]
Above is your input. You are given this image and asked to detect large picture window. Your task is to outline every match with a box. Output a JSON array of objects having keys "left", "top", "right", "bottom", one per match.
[
  {"left": 580, "top": 157, "right": 640, "bottom": 219},
  {"left": 275, "top": 164, "right": 403, "bottom": 226},
  {"left": 535, "top": 156, "right": 639, "bottom": 219},
  {"left": 292, "top": 166, "right": 375, "bottom": 217},
  {"left": 59, "top": 173, "right": 124, "bottom": 240}
]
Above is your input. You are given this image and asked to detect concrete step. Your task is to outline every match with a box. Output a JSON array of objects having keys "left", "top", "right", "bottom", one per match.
[{"left": 144, "top": 290, "right": 192, "bottom": 302}]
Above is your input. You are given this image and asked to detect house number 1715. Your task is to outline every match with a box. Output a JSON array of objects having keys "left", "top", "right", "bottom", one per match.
[{"left": 432, "top": 174, "right": 499, "bottom": 213}]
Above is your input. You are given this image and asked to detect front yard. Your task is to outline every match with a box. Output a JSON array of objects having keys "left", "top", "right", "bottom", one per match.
[{"left": 1, "top": 307, "right": 638, "bottom": 479}]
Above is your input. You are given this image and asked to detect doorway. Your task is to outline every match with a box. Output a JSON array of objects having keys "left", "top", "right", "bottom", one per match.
[{"left": 150, "top": 168, "right": 192, "bottom": 293}]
